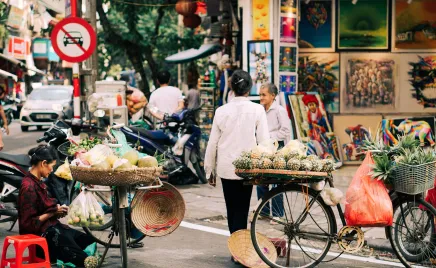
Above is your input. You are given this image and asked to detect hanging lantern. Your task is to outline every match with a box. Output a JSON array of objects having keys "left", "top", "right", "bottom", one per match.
[
  {"left": 183, "top": 15, "right": 201, "bottom": 29},
  {"left": 175, "top": 0, "right": 197, "bottom": 16}
]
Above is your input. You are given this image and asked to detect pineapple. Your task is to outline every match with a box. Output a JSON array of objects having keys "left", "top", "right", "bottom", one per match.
[
  {"left": 84, "top": 256, "right": 99, "bottom": 268},
  {"left": 321, "top": 159, "right": 335, "bottom": 172},
  {"left": 262, "top": 152, "right": 275, "bottom": 161},
  {"left": 300, "top": 159, "right": 313, "bottom": 171},
  {"left": 287, "top": 159, "right": 301, "bottom": 171},
  {"left": 233, "top": 157, "right": 252, "bottom": 169},
  {"left": 288, "top": 150, "right": 301, "bottom": 160},
  {"left": 306, "top": 155, "right": 319, "bottom": 161},
  {"left": 312, "top": 160, "right": 324, "bottom": 172},
  {"left": 273, "top": 157, "right": 287, "bottom": 170},
  {"left": 250, "top": 148, "right": 262, "bottom": 159},
  {"left": 241, "top": 151, "right": 251, "bottom": 159},
  {"left": 251, "top": 159, "right": 261, "bottom": 169},
  {"left": 260, "top": 158, "right": 273, "bottom": 169}
]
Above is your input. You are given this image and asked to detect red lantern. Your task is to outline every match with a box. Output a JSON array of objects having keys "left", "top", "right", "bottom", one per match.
[
  {"left": 183, "top": 15, "right": 201, "bottom": 29},
  {"left": 175, "top": 0, "right": 197, "bottom": 16}
]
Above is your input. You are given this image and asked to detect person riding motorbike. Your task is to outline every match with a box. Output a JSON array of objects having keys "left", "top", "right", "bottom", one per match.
[{"left": 0, "top": 86, "right": 10, "bottom": 151}]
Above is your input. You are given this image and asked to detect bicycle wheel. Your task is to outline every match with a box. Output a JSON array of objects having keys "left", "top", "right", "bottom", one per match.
[
  {"left": 386, "top": 194, "right": 436, "bottom": 267},
  {"left": 251, "top": 184, "right": 337, "bottom": 268}
]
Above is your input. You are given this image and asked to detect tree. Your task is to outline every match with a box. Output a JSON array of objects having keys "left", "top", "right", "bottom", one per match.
[{"left": 96, "top": 0, "right": 204, "bottom": 98}]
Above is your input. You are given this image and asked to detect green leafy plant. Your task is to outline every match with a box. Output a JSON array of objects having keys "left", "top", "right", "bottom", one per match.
[{"left": 370, "top": 154, "right": 395, "bottom": 183}]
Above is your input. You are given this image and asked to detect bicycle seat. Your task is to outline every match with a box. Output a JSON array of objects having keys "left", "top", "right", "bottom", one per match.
[
  {"left": 0, "top": 153, "right": 31, "bottom": 168},
  {"left": 129, "top": 127, "right": 172, "bottom": 143}
]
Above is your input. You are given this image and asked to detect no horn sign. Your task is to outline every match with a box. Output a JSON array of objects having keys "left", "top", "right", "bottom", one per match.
[{"left": 51, "top": 17, "right": 97, "bottom": 63}]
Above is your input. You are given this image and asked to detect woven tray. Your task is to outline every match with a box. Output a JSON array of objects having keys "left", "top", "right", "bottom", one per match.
[
  {"left": 131, "top": 182, "right": 185, "bottom": 237},
  {"left": 70, "top": 166, "right": 162, "bottom": 186},
  {"left": 235, "top": 169, "right": 328, "bottom": 180}
]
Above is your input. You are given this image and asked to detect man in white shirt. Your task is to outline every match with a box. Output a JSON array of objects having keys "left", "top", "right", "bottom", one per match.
[{"left": 148, "top": 71, "right": 184, "bottom": 119}]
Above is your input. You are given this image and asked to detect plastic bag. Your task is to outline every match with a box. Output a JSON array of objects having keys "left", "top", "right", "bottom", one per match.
[
  {"left": 321, "top": 188, "right": 344, "bottom": 206},
  {"left": 280, "top": 140, "right": 308, "bottom": 157},
  {"left": 67, "top": 191, "right": 105, "bottom": 228},
  {"left": 55, "top": 159, "right": 73, "bottom": 180},
  {"left": 84, "top": 144, "right": 113, "bottom": 166},
  {"left": 344, "top": 152, "right": 393, "bottom": 227}
]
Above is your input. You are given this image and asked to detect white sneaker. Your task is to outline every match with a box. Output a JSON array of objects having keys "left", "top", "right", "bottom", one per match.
[{"left": 270, "top": 217, "right": 283, "bottom": 225}]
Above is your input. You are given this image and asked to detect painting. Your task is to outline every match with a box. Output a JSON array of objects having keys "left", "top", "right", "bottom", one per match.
[
  {"left": 247, "top": 40, "right": 274, "bottom": 96},
  {"left": 279, "top": 74, "right": 296, "bottom": 93},
  {"left": 333, "top": 115, "right": 382, "bottom": 163},
  {"left": 280, "top": 16, "right": 297, "bottom": 43},
  {"left": 380, "top": 116, "right": 435, "bottom": 147},
  {"left": 338, "top": 0, "right": 389, "bottom": 50},
  {"left": 299, "top": 0, "right": 335, "bottom": 52},
  {"left": 280, "top": 0, "right": 297, "bottom": 15},
  {"left": 252, "top": 0, "right": 270, "bottom": 40},
  {"left": 340, "top": 53, "right": 398, "bottom": 113},
  {"left": 298, "top": 53, "right": 340, "bottom": 113},
  {"left": 393, "top": 0, "right": 436, "bottom": 52},
  {"left": 288, "top": 93, "right": 342, "bottom": 165},
  {"left": 279, "top": 46, "right": 297, "bottom": 72}
]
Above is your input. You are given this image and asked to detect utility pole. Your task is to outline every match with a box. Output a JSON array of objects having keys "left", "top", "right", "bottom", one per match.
[{"left": 82, "top": 0, "right": 98, "bottom": 97}]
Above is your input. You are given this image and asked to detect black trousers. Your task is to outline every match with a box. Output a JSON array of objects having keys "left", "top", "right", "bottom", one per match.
[{"left": 221, "top": 178, "right": 253, "bottom": 234}]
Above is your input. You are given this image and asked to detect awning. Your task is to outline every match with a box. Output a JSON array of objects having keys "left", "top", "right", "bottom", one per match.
[
  {"left": 0, "top": 53, "right": 46, "bottom": 76},
  {"left": 0, "top": 69, "right": 17, "bottom": 82},
  {"left": 165, "top": 43, "right": 222, "bottom": 64}
]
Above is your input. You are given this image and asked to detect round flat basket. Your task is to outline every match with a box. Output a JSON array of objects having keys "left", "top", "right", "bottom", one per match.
[
  {"left": 70, "top": 166, "right": 162, "bottom": 186},
  {"left": 228, "top": 230, "right": 277, "bottom": 268},
  {"left": 131, "top": 182, "right": 185, "bottom": 237}
]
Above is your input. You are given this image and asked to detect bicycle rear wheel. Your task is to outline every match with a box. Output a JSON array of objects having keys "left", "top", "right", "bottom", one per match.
[
  {"left": 386, "top": 194, "right": 436, "bottom": 267},
  {"left": 251, "top": 184, "right": 337, "bottom": 268}
]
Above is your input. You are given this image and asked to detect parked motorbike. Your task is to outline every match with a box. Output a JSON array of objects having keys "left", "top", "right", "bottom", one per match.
[
  {"left": 0, "top": 96, "right": 20, "bottom": 128},
  {"left": 118, "top": 107, "right": 207, "bottom": 185}
]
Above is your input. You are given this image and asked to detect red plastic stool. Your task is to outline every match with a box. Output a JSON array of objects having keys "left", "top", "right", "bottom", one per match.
[{"left": 1, "top": 234, "right": 50, "bottom": 268}]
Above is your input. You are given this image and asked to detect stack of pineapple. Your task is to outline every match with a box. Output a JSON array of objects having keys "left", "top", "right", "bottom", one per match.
[{"left": 233, "top": 148, "right": 335, "bottom": 173}]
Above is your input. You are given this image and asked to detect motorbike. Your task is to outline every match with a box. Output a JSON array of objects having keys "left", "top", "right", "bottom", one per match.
[
  {"left": 0, "top": 96, "right": 20, "bottom": 128},
  {"left": 117, "top": 107, "right": 207, "bottom": 185}
]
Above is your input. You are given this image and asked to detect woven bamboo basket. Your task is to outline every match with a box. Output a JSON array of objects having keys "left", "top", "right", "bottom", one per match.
[
  {"left": 235, "top": 169, "right": 328, "bottom": 180},
  {"left": 131, "top": 182, "right": 185, "bottom": 237},
  {"left": 70, "top": 166, "right": 162, "bottom": 186},
  {"left": 228, "top": 230, "right": 277, "bottom": 268}
]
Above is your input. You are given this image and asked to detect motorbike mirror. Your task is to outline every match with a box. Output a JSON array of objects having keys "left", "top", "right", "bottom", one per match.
[
  {"left": 52, "top": 104, "right": 64, "bottom": 112},
  {"left": 93, "top": 109, "right": 105, "bottom": 118}
]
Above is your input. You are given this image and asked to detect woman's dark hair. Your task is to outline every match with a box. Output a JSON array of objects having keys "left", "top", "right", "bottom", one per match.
[
  {"left": 157, "top": 71, "right": 171, "bottom": 85},
  {"left": 28, "top": 145, "right": 58, "bottom": 166},
  {"left": 261, "top": 83, "right": 279, "bottom": 96},
  {"left": 231, "top": 70, "right": 253, "bottom": 96}
]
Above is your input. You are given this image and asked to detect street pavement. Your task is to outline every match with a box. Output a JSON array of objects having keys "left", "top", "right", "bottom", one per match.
[{"left": 1, "top": 122, "right": 400, "bottom": 267}]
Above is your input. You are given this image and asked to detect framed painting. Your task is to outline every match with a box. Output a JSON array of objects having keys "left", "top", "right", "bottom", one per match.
[
  {"left": 299, "top": 0, "right": 335, "bottom": 52},
  {"left": 280, "top": 0, "right": 297, "bottom": 16},
  {"left": 381, "top": 116, "right": 436, "bottom": 147},
  {"left": 279, "top": 74, "right": 297, "bottom": 93},
  {"left": 338, "top": 0, "right": 389, "bottom": 50},
  {"left": 279, "top": 46, "right": 297, "bottom": 72},
  {"left": 298, "top": 53, "right": 340, "bottom": 113},
  {"left": 392, "top": 0, "right": 436, "bottom": 52},
  {"left": 288, "top": 93, "right": 342, "bottom": 165},
  {"left": 333, "top": 115, "right": 382, "bottom": 163},
  {"left": 280, "top": 16, "right": 297, "bottom": 43},
  {"left": 340, "top": 53, "right": 399, "bottom": 113},
  {"left": 252, "top": 0, "right": 270, "bottom": 40},
  {"left": 247, "top": 40, "right": 274, "bottom": 96}
]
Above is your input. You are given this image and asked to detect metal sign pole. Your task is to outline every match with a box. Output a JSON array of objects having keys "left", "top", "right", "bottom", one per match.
[{"left": 70, "top": 0, "right": 80, "bottom": 119}]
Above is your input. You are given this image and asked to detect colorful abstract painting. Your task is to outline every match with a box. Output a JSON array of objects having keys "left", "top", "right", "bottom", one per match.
[
  {"left": 298, "top": 53, "right": 339, "bottom": 113},
  {"left": 393, "top": 0, "right": 436, "bottom": 51},
  {"left": 338, "top": 0, "right": 389, "bottom": 50},
  {"left": 280, "top": 16, "right": 297, "bottom": 43},
  {"left": 280, "top": 0, "right": 297, "bottom": 15},
  {"left": 247, "top": 40, "right": 274, "bottom": 96},
  {"left": 279, "top": 46, "right": 297, "bottom": 72},
  {"left": 299, "top": 0, "right": 335, "bottom": 52},
  {"left": 341, "top": 53, "right": 398, "bottom": 113},
  {"left": 381, "top": 116, "right": 435, "bottom": 147},
  {"left": 288, "top": 93, "right": 342, "bottom": 165},
  {"left": 252, "top": 0, "right": 270, "bottom": 40},
  {"left": 279, "top": 75, "right": 296, "bottom": 93}
]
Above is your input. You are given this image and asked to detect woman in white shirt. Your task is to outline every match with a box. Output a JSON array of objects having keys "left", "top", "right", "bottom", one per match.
[{"left": 205, "top": 70, "right": 269, "bottom": 263}]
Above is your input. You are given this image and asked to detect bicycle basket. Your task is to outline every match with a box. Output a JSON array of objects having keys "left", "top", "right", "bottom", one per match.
[{"left": 392, "top": 161, "right": 436, "bottom": 195}]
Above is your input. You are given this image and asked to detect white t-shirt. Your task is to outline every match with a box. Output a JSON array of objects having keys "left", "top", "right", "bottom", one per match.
[{"left": 148, "top": 86, "right": 183, "bottom": 115}]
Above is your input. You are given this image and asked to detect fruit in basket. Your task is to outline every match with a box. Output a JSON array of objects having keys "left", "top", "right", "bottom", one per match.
[
  {"left": 260, "top": 158, "right": 273, "bottom": 169},
  {"left": 287, "top": 159, "right": 301, "bottom": 171},
  {"left": 73, "top": 217, "right": 80, "bottom": 223},
  {"left": 273, "top": 157, "right": 287, "bottom": 170},
  {"left": 312, "top": 160, "right": 324, "bottom": 172},
  {"left": 321, "top": 159, "right": 335, "bottom": 172},
  {"left": 113, "top": 159, "right": 133, "bottom": 170},
  {"left": 241, "top": 151, "right": 251, "bottom": 159},
  {"left": 251, "top": 159, "right": 261, "bottom": 169},
  {"left": 306, "top": 155, "right": 319, "bottom": 161},
  {"left": 300, "top": 159, "right": 313, "bottom": 171},
  {"left": 250, "top": 148, "right": 262, "bottom": 159},
  {"left": 138, "top": 156, "right": 158, "bottom": 168},
  {"left": 92, "top": 159, "right": 111, "bottom": 170},
  {"left": 106, "top": 154, "right": 120, "bottom": 167},
  {"left": 233, "top": 157, "right": 252, "bottom": 169},
  {"left": 122, "top": 150, "right": 139, "bottom": 165}
]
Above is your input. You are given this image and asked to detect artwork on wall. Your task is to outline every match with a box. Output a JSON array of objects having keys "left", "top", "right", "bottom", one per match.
[
  {"left": 247, "top": 40, "right": 274, "bottom": 96},
  {"left": 280, "top": 16, "right": 297, "bottom": 43},
  {"left": 338, "top": 0, "right": 389, "bottom": 50},
  {"left": 340, "top": 53, "right": 398, "bottom": 113},
  {"left": 279, "top": 46, "right": 297, "bottom": 72},
  {"left": 279, "top": 74, "right": 296, "bottom": 93},
  {"left": 298, "top": 53, "right": 340, "bottom": 113},
  {"left": 380, "top": 116, "right": 435, "bottom": 147},
  {"left": 280, "top": 0, "right": 297, "bottom": 15},
  {"left": 333, "top": 115, "right": 382, "bottom": 163},
  {"left": 299, "top": 0, "right": 335, "bottom": 52},
  {"left": 288, "top": 93, "right": 342, "bottom": 165},
  {"left": 393, "top": 0, "right": 436, "bottom": 52},
  {"left": 252, "top": 0, "right": 270, "bottom": 40}
]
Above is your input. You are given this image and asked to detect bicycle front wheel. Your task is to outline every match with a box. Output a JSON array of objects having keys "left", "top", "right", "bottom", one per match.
[
  {"left": 251, "top": 184, "right": 337, "bottom": 268},
  {"left": 386, "top": 194, "right": 436, "bottom": 267}
]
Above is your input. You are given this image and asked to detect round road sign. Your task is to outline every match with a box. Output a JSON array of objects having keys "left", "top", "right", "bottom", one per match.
[{"left": 51, "top": 17, "right": 97, "bottom": 63}]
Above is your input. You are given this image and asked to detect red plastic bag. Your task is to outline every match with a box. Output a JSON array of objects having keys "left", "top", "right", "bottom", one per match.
[
  {"left": 345, "top": 152, "right": 393, "bottom": 227},
  {"left": 424, "top": 178, "right": 436, "bottom": 208}
]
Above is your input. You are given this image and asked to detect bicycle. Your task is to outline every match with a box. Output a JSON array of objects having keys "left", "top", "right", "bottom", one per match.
[{"left": 246, "top": 173, "right": 436, "bottom": 268}]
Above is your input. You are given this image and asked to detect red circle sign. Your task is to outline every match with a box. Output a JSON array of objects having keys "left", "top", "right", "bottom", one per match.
[{"left": 51, "top": 17, "right": 97, "bottom": 63}]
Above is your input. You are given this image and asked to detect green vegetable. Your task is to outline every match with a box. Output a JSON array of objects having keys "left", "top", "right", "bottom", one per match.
[{"left": 67, "top": 137, "right": 103, "bottom": 155}]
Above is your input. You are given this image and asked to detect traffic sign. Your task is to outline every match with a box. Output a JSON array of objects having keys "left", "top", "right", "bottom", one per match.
[{"left": 51, "top": 17, "right": 96, "bottom": 63}]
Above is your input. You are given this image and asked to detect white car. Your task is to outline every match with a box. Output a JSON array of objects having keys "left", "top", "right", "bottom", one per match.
[{"left": 20, "top": 86, "right": 73, "bottom": 132}]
